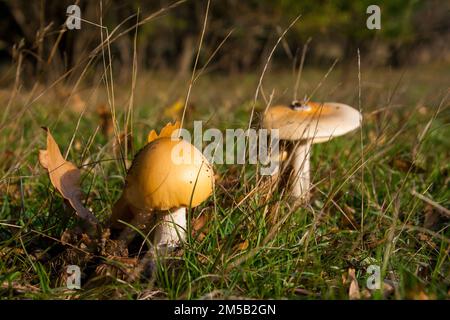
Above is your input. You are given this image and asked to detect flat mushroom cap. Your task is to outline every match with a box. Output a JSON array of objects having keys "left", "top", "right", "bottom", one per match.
[
  {"left": 262, "top": 102, "right": 362, "bottom": 143},
  {"left": 124, "top": 137, "right": 214, "bottom": 211}
]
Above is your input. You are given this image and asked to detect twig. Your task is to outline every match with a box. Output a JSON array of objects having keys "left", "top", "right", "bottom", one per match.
[
  {"left": 411, "top": 190, "right": 450, "bottom": 218},
  {"left": 293, "top": 37, "right": 311, "bottom": 101},
  {"left": 357, "top": 48, "right": 365, "bottom": 245}
]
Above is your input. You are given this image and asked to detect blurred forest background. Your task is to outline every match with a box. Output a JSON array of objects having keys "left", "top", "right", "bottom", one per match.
[
  {"left": 0, "top": 0, "right": 449, "bottom": 300},
  {"left": 0, "top": 0, "right": 449, "bottom": 86}
]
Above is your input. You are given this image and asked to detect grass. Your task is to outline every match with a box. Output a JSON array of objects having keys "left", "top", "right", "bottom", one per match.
[{"left": 0, "top": 63, "right": 449, "bottom": 300}]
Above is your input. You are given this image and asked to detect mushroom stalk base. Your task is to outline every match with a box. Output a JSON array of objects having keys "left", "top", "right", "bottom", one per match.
[
  {"left": 291, "top": 141, "right": 311, "bottom": 202},
  {"left": 154, "top": 207, "right": 186, "bottom": 249}
]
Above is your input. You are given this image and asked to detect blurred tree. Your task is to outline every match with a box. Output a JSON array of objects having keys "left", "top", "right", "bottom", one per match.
[{"left": 0, "top": 0, "right": 447, "bottom": 85}]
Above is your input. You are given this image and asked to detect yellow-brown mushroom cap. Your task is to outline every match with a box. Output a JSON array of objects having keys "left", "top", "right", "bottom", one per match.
[
  {"left": 124, "top": 137, "right": 214, "bottom": 211},
  {"left": 262, "top": 102, "right": 362, "bottom": 143}
]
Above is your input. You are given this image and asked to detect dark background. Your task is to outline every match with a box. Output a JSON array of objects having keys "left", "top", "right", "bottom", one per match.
[{"left": 0, "top": 0, "right": 449, "bottom": 85}]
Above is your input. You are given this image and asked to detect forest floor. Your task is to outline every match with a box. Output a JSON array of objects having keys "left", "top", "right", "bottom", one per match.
[{"left": 0, "top": 63, "right": 449, "bottom": 299}]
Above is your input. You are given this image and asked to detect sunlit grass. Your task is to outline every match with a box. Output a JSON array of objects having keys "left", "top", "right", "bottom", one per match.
[{"left": 0, "top": 64, "right": 449, "bottom": 299}]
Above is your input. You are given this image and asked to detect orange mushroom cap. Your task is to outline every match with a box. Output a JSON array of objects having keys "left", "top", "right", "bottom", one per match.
[
  {"left": 263, "top": 102, "right": 362, "bottom": 143},
  {"left": 124, "top": 137, "right": 214, "bottom": 211}
]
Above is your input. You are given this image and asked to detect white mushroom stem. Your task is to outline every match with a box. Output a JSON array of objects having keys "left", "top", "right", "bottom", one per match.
[
  {"left": 154, "top": 207, "right": 187, "bottom": 248},
  {"left": 291, "top": 140, "right": 312, "bottom": 201}
]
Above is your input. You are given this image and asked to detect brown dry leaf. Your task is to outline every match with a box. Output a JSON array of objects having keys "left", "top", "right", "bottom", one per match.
[
  {"left": 237, "top": 240, "right": 249, "bottom": 251},
  {"left": 214, "top": 172, "right": 222, "bottom": 182},
  {"left": 196, "top": 232, "right": 207, "bottom": 242},
  {"left": 1, "top": 150, "right": 15, "bottom": 171},
  {"left": 0, "top": 247, "right": 25, "bottom": 258},
  {"left": 1, "top": 281, "right": 40, "bottom": 294},
  {"left": 405, "top": 284, "right": 437, "bottom": 300},
  {"left": 95, "top": 256, "right": 137, "bottom": 281},
  {"left": 192, "top": 214, "right": 209, "bottom": 233},
  {"left": 348, "top": 268, "right": 361, "bottom": 300},
  {"left": 392, "top": 158, "right": 412, "bottom": 172},
  {"left": 391, "top": 158, "right": 425, "bottom": 173},
  {"left": 293, "top": 288, "right": 317, "bottom": 297},
  {"left": 360, "top": 289, "right": 372, "bottom": 299},
  {"left": 410, "top": 290, "right": 430, "bottom": 300},
  {"left": 423, "top": 204, "right": 441, "bottom": 230},
  {"left": 232, "top": 239, "right": 249, "bottom": 252},
  {"left": 341, "top": 272, "right": 348, "bottom": 285},
  {"left": 418, "top": 233, "right": 430, "bottom": 241},
  {"left": 1, "top": 183, "right": 20, "bottom": 202},
  {"left": 147, "top": 121, "right": 181, "bottom": 143},
  {"left": 197, "top": 254, "right": 209, "bottom": 265},
  {"left": 39, "top": 127, "right": 98, "bottom": 225},
  {"left": 383, "top": 281, "right": 396, "bottom": 297},
  {"left": 191, "top": 213, "right": 210, "bottom": 241}
]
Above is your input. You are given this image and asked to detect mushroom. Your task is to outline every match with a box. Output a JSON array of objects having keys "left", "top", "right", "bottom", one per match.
[
  {"left": 111, "top": 123, "right": 214, "bottom": 249},
  {"left": 262, "top": 100, "right": 362, "bottom": 202}
]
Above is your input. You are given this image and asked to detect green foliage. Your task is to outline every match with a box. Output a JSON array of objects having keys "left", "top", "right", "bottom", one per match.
[{"left": 276, "top": 0, "right": 423, "bottom": 42}]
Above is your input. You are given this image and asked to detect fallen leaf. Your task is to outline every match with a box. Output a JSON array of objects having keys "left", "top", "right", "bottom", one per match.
[
  {"left": 95, "top": 256, "right": 137, "bottom": 281},
  {"left": 192, "top": 214, "right": 209, "bottom": 233},
  {"left": 391, "top": 158, "right": 425, "bottom": 173},
  {"left": 405, "top": 284, "right": 437, "bottom": 300},
  {"left": 191, "top": 213, "right": 210, "bottom": 241},
  {"left": 196, "top": 232, "right": 206, "bottom": 242},
  {"left": 383, "top": 280, "right": 396, "bottom": 297},
  {"left": 410, "top": 290, "right": 430, "bottom": 300},
  {"left": 424, "top": 203, "right": 441, "bottom": 230},
  {"left": 341, "top": 273, "right": 347, "bottom": 285},
  {"left": 197, "top": 253, "right": 209, "bottom": 264},
  {"left": 1, "top": 150, "right": 15, "bottom": 171},
  {"left": 360, "top": 289, "right": 372, "bottom": 299},
  {"left": 293, "top": 288, "right": 317, "bottom": 297},
  {"left": 0, "top": 247, "right": 25, "bottom": 258},
  {"left": 235, "top": 239, "right": 249, "bottom": 251},
  {"left": 238, "top": 240, "right": 249, "bottom": 250},
  {"left": 214, "top": 172, "right": 222, "bottom": 181},
  {"left": 418, "top": 233, "right": 430, "bottom": 241},
  {"left": 348, "top": 268, "right": 361, "bottom": 300},
  {"left": 1, "top": 281, "right": 40, "bottom": 294},
  {"left": 39, "top": 127, "right": 98, "bottom": 226}
]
